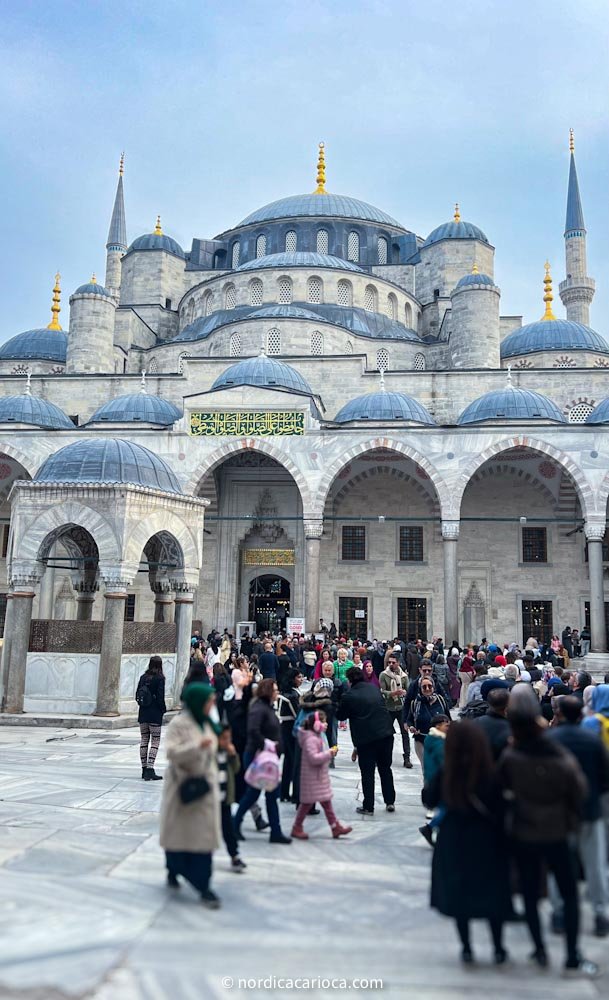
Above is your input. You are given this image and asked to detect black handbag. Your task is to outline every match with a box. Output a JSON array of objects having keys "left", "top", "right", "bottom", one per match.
[{"left": 179, "top": 775, "right": 211, "bottom": 804}]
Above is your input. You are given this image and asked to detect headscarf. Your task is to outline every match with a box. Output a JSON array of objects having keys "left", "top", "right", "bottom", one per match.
[
  {"left": 182, "top": 682, "right": 222, "bottom": 733},
  {"left": 362, "top": 660, "right": 380, "bottom": 688}
]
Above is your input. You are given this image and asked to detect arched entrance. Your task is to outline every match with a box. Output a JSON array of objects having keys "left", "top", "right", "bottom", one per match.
[{"left": 249, "top": 574, "right": 291, "bottom": 634}]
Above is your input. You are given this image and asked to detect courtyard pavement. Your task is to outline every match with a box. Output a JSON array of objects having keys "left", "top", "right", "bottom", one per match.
[{"left": 0, "top": 723, "right": 606, "bottom": 1000}]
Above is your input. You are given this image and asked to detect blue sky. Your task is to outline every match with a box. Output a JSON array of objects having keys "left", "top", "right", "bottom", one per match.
[{"left": 1, "top": 0, "right": 607, "bottom": 340}]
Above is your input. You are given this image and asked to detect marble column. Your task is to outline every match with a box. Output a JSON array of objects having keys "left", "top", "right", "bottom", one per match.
[
  {"left": 4, "top": 588, "right": 36, "bottom": 713},
  {"left": 585, "top": 522, "right": 607, "bottom": 653},
  {"left": 304, "top": 520, "right": 323, "bottom": 634},
  {"left": 442, "top": 520, "right": 460, "bottom": 646},
  {"left": 154, "top": 592, "right": 174, "bottom": 623},
  {"left": 173, "top": 588, "right": 195, "bottom": 700},
  {"left": 0, "top": 592, "right": 14, "bottom": 708},
  {"left": 38, "top": 545, "right": 56, "bottom": 620},
  {"left": 95, "top": 587, "right": 127, "bottom": 716},
  {"left": 75, "top": 592, "right": 96, "bottom": 621}
]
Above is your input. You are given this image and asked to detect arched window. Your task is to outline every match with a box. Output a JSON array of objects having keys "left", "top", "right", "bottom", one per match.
[
  {"left": 307, "top": 276, "right": 323, "bottom": 304},
  {"left": 337, "top": 279, "right": 352, "bottom": 307},
  {"left": 364, "top": 284, "right": 377, "bottom": 312},
  {"left": 311, "top": 331, "right": 324, "bottom": 355},
  {"left": 285, "top": 230, "right": 297, "bottom": 252},
  {"left": 203, "top": 291, "right": 212, "bottom": 317},
  {"left": 178, "top": 352, "right": 190, "bottom": 374},
  {"left": 231, "top": 242, "right": 240, "bottom": 268},
  {"left": 553, "top": 356, "right": 576, "bottom": 368},
  {"left": 148, "top": 357, "right": 158, "bottom": 374},
  {"left": 256, "top": 234, "right": 267, "bottom": 258},
  {"left": 224, "top": 283, "right": 237, "bottom": 310},
  {"left": 249, "top": 278, "right": 263, "bottom": 306},
  {"left": 267, "top": 328, "right": 281, "bottom": 354},
  {"left": 230, "top": 332, "right": 242, "bottom": 357},
  {"left": 187, "top": 299, "right": 195, "bottom": 324},
  {"left": 413, "top": 353, "right": 426, "bottom": 371},
  {"left": 346, "top": 339, "right": 353, "bottom": 354},
  {"left": 405, "top": 302, "right": 413, "bottom": 327},
  {"left": 317, "top": 229, "right": 329, "bottom": 254},
  {"left": 568, "top": 402, "right": 594, "bottom": 423},
  {"left": 347, "top": 231, "right": 360, "bottom": 262},
  {"left": 278, "top": 276, "right": 292, "bottom": 304},
  {"left": 376, "top": 348, "right": 389, "bottom": 372},
  {"left": 387, "top": 293, "right": 397, "bottom": 321},
  {"left": 377, "top": 236, "right": 388, "bottom": 265}
]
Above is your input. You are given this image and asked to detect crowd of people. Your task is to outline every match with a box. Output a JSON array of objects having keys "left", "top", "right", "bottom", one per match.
[{"left": 132, "top": 624, "right": 609, "bottom": 977}]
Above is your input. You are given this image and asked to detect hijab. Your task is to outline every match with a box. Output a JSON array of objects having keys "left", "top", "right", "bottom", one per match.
[
  {"left": 182, "top": 682, "right": 222, "bottom": 734},
  {"left": 362, "top": 661, "right": 380, "bottom": 688}
]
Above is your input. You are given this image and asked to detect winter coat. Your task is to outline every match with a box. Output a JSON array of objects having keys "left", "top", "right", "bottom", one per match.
[
  {"left": 245, "top": 697, "right": 282, "bottom": 757},
  {"left": 445, "top": 655, "right": 461, "bottom": 704},
  {"left": 335, "top": 681, "right": 393, "bottom": 747},
  {"left": 297, "top": 728, "right": 333, "bottom": 804},
  {"left": 405, "top": 646, "right": 421, "bottom": 680},
  {"left": 333, "top": 657, "right": 354, "bottom": 683},
  {"left": 422, "top": 727, "right": 446, "bottom": 784},
  {"left": 473, "top": 710, "right": 511, "bottom": 760},
  {"left": 407, "top": 692, "right": 449, "bottom": 743},
  {"left": 258, "top": 651, "right": 280, "bottom": 680},
  {"left": 379, "top": 666, "right": 409, "bottom": 712},
  {"left": 136, "top": 673, "right": 166, "bottom": 725},
  {"left": 159, "top": 710, "right": 220, "bottom": 854},
  {"left": 548, "top": 721, "right": 609, "bottom": 821}
]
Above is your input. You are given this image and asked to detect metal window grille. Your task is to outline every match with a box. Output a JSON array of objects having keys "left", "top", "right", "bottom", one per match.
[
  {"left": 256, "top": 234, "right": 267, "bottom": 258},
  {"left": 377, "top": 236, "right": 388, "bottom": 264},
  {"left": 308, "top": 276, "right": 322, "bottom": 304},
  {"left": 364, "top": 285, "right": 376, "bottom": 312},
  {"left": 414, "top": 353, "right": 425, "bottom": 371},
  {"left": 337, "top": 280, "right": 351, "bottom": 306},
  {"left": 278, "top": 277, "right": 292, "bottom": 304},
  {"left": 522, "top": 599, "right": 553, "bottom": 646},
  {"left": 267, "top": 328, "right": 281, "bottom": 354},
  {"left": 405, "top": 303, "right": 413, "bottom": 326},
  {"left": 231, "top": 242, "right": 240, "bottom": 268},
  {"left": 285, "top": 231, "right": 297, "bottom": 252},
  {"left": 339, "top": 596, "right": 368, "bottom": 639},
  {"left": 522, "top": 526, "right": 547, "bottom": 563},
  {"left": 317, "top": 229, "right": 329, "bottom": 254},
  {"left": 397, "top": 597, "right": 427, "bottom": 642},
  {"left": 124, "top": 594, "right": 136, "bottom": 622},
  {"left": 203, "top": 293, "right": 212, "bottom": 317},
  {"left": 0, "top": 593, "right": 7, "bottom": 638},
  {"left": 342, "top": 525, "right": 366, "bottom": 561},
  {"left": 311, "top": 331, "right": 323, "bottom": 355},
  {"left": 230, "top": 333, "right": 241, "bottom": 356},
  {"left": 568, "top": 402, "right": 594, "bottom": 423},
  {"left": 376, "top": 348, "right": 389, "bottom": 371},
  {"left": 387, "top": 294, "right": 397, "bottom": 320},
  {"left": 225, "top": 285, "right": 237, "bottom": 309},
  {"left": 399, "top": 526, "right": 424, "bottom": 562},
  {"left": 250, "top": 279, "right": 263, "bottom": 306},
  {"left": 347, "top": 231, "right": 360, "bottom": 262}
]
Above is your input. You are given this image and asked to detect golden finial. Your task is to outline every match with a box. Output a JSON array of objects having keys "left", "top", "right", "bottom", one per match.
[
  {"left": 454, "top": 202, "right": 461, "bottom": 223},
  {"left": 541, "top": 260, "right": 557, "bottom": 321},
  {"left": 314, "top": 142, "right": 326, "bottom": 194},
  {"left": 119, "top": 151, "right": 125, "bottom": 176},
  {"left": 90, "top": 273, "right": 97, "bottom": 283},
  {"left": 154, "top": 215, "right": 163, "bottom": 235},
  {"left": 472, "top": 262, "right": 479, "bottom": 274},
  {"left": 47, "top": 272, "right": 62, "bottom": 330},
  {"left": 569, "top": 128, "right": 574, "bottom": 153}
]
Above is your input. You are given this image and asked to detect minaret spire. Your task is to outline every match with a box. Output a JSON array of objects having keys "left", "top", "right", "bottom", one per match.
[
  {"left": 541, "top": 261, "right": 556, "bottom": 321},
  {"left": 559, "top": 129, "right": 595, "bottom": 324},
  {"left": 105, "top": 152, "right": 127, "bottom": 296},
  {"left": 47, "top": 273, "right": 62, "bottom": 330},
  {"left": 314, "top": 142, "right": 326, "bottom": 194}
]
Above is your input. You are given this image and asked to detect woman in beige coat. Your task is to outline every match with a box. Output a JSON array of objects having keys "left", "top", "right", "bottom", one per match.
[{"left": 160, "top": 683, "right": 222, "bottom": 908}]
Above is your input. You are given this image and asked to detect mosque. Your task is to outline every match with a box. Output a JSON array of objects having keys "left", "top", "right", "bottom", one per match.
[{"left": 0, "top": 134, "right": 608, "bottom": 718}]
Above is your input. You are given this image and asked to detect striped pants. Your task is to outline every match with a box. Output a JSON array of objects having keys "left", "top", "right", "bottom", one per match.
[{"left": 139, "top": 723, "right": 162, "bottom": 767}]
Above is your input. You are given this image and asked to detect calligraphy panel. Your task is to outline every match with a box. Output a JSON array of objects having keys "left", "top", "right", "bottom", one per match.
[{"left": 189, "top": 411, "right": 305, "bottom": 436}]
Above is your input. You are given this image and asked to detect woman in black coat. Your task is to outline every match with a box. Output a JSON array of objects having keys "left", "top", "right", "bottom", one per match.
[
  {"left": 425, "top": 720, "right": 512, "bottom": 964},
  {"left": 135, "top": 655, "right": 167, "bottom": 781}
]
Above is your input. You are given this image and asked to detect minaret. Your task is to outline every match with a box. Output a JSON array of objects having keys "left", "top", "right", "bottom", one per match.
[
  {"left": 105, "top": 152, "right": 127, "bottom": 297},
  {"left": 314, "top": 142, "right": 326, "bottom": 194},
  {"left": 559, "top": 129, "right": 595, "bottom": 325}
]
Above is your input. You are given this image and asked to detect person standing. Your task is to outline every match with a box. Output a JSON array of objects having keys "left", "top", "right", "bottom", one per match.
[
  {"left": 336, "top": 666, "right": 396, "bottom": 816},
  {"left": 333, "top": 646, "right": 354, "bottom": 683},
  {"left": 278, "top": 668, "right": 303, "bottom": 802},
  {"left": 379, "top": 654, "right": 412, "bottom": 768},
  {"left": 136, "top": 655, "right": 167, "bottom": 781},
  {"left": 562, "top": 626, "right": 574, "bottom": 659},
  {"left": 406, "top": 678, "right": 449, "bottom": 771},
  {"left": 579, "top": 626, "right": 591, "bottom": 659},
  {"left": 258, "top": 640, "right": 280, "bottom": 681},
  {"left": 457, "top": 648, "right": 476, "bottom": 708},
  {"left": 473, "top": 688, "right": 511, "bottom": 760},
  {"left": 217, "top": 724, "right": 247, "bottom": 873}
]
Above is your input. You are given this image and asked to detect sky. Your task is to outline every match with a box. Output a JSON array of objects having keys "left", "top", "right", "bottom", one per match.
[{"left": 1, "top": 0, "right": 608, "bottom": 341}]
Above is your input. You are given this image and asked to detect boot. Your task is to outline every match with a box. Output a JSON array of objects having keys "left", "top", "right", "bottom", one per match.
[
  {"left": 290, "top": 826, "right": 309, "bottom": 840},
  {"left": 332, "top": 821, "right": 352, "bottom": 839},
  {"left": 269, "top": 832, "right": 292, "bottom": 844},
  {"left": 403, "top": 754, "right": 413, "bottom": 769},
  {"left": 146, "top": 767, "right": 163, "bottom": 781},
  {"left": 254, "top": 814, "right": 270, "bottom": 832},
  {"left": 141, "top": 766, "right": 148, "bottom": 779}
]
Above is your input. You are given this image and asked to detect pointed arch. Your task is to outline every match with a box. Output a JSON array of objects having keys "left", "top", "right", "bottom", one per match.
[
  {"left": 0, "top": 441, "right": 38, "bottom": 478},
  {"left": 124, "top": 510, "right": 200, "bottom": 573},
  {"left": 15, "top": 500, "right": 121, "bottom": 566}
]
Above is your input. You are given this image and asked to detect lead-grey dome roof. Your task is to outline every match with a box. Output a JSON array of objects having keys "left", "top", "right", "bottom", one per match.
[
  {"left": 500, "top": 319, "right": 609, "bottom": 359},
  {"left": 458, "top": 387, "right": 565, "bottom": 425},
  {"left": 0, "top": 329, "right": 67, "bottom": 363},
  {"left": 0, "top": 394, "right": 73, "bottom": 429},
  {"left": 211, "top": 355, "right": 312, "bottom": 394},
  {"left": 34, "top": 439, "right": 183, "bottom": 493},
  {"left": 87, "top": 393, "right": 182, "bottom": 425},
  {"left": 236, "top": 252, "right": 363, "bottom": 272},
  {"left": 334, "top": 391, "right": 435, "bottom": 424},
  {"left": 237, "top": 193, "right": 402, "bottom": 228}
]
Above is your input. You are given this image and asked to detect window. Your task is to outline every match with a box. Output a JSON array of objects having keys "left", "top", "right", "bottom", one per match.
[
  {"left": 1, "top": 524, "right": 9, "bottom": 558},
  {"left": 224, "top": 284, "right": 237, "bottom": 309},
  {"left": 346, "top": 339, "right": 353, "bottom": 354},
  {"left": 231, "top": 242, "right": 240, "bottom": 268},
  {"left": 249, "top": 278, "right": 263, "bottom": 306},
  {"left": 187, "top": 299, "right": 195, "bottom": 324},
  {"left": 337, "top": 279, "right": 352, "bottom": 307},
  {"left": 317, "top": 229, "right": 329, "bottom": 254},
  {"left": 414, "top": 353, "right": 425, "bottom": 371},
  {"left": 165, "top": 298, "right": 172, "bottom": 310},
  {"left": 278, "top": 276, "right": 292, "bottom": 304},
  {"left": 568, "top": 402, "right": 594, "bottom": 423},
  {"left": 342, "top": 525, "right": 366, "bottom": 561},
  {"left": 339, "top": 596, "right": 368, "bottom": 639},
  {"left": 148, "top": 358, "right": 158, "bottom": 373},
  {"left": 387, "top": 293, "right": 397, "bottom": 320},
  {"left": 553, "top": 356, "right": 576, "bottom": 368},
  {"left": 522, "top": 526, "right": 547, "bottom": 563},
  {"left": 364, "top": 284, "right": 377, "bottom": 312},
  {"left": 376, "top": 348, "right": 389, "bottom": 372},
  {"left": 285, "top": 230, "right": 297, "bottom": 252},
  {"left": 397, "top": 597, "right": 427, "bottom": 642},
  {"left": 0, "top": 593, "right": 7, "bottom": 638},
  {"left": 307, "top": 276, "right": 322, "bottom": 304},
  {"left": 347, "top": 231, "right": 360, "bottom": 262},
  {"left": 399, "top": 526, "right": 424, "bottom": 562},
  {"left": 267, "top": 328, "right": 281, "bottom": 354},
  {"left": 405, "top": 303, "right": 413, "bottom": 327},
  {"left": 377, "top": 236, "right": 388, "bottom": 264},
  {"left": 256, "top": 234, "right": 267, "bottom": 258},
  {"left": 522, "top": 599, "right": 553, "bottom": 646},
  {"left": 311, "top": 330, "right": 323, "bottom": 355},
  {"left": 203, "top": 291, "right": 212, "bottom": 317},
  {"left": 178, "top": 352, "right": 189, "bottom": 374},
  {"left": 230, "top": 332, "right": 241, "bottom": 356},
  {"left": 124, "top": 594, "right": 136, "bottom": 622}
]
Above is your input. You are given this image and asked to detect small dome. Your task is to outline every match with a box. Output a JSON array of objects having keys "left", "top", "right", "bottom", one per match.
[
  {"left": 458, "top": 387, "right": 565, "bottom": 425},
  {"left": 237, "top": 193, "right": 402, "bottom": 228},
  {"left": 335, "top": 391, "right": 435, "bottom": 424},
  {"left": 456, "top": 272, "right": 495, "bottom": 288},
  {"left": 87, "top": 393, "right": 182, "bottom": 425},
  {"left": 128, "top": 233, "right": 185, "bottom": 258},
  {"left": 34, "top": 439, "right": 182, "bottom": 494},
  {"left": 500, "top": 319, "right": 609, "bottom": 359},
  {"left": 0, "top": 394, "right": 73, "bottom": 429},
  {"left": 423, "top": 220, "right": 489, "bottom": 247},
  {"left": 237, "top": 252, "right": 363, "bottom": 273},
  {"left": 0, "top": 329, "right": 67, "bottom": 363},
  {"left": 73, "top": 280, "right": 113, "bottom": 297},
  {"left": 211, "top": 355, "right": 312, "bottom": 395},
  {"left": 585, "top": 398, "right": 609, "bottom": 424}
]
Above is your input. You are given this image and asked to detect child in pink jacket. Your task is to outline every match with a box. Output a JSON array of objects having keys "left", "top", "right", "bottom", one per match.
[{"left": 291, "top": 710, "right": 352, "bottom": 840}]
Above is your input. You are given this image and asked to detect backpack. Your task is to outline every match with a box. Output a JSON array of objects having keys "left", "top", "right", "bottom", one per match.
[
  {"left": 594, "top": 713, "right": 609, "bottom": 750},
  {"left": 136, "top": 682, "right": 152, "bottom": 708},
  {"left": 244, "top": 738, "right": 280, "bottom": 791},
  {"left": 459, "top": 699, "right": 488, "bottom": 720}
]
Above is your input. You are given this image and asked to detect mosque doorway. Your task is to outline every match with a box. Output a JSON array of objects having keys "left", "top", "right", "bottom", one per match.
[{"left": 248, "top": 575, "right": 290, "bottom": 634}]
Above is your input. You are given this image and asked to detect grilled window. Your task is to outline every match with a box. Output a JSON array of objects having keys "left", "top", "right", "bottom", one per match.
[
  {"left": 399, "top": 526, "right": 423, "bottom": 562},
  {"left": 342, "top": 525, "right": 366, "bottom": 561},
  {"left": 522, "top": 526, "right": 547, "bottom": 563}
]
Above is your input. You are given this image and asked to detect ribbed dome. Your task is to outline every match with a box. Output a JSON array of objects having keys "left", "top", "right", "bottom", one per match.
[
  {"left": 34, "top": 439, "right": 182, "bottom": 494},
  {"left": 128, "top": 233, "right": 185, "bottom": 258},
  {"left": 237, "top": 193, "right": 402, "bottom": 228},
  {"left": 0, "top": 394, "right": 73, "bottom": 429},
  {"left": 423, "top": 220, "right": 489, "bottom": 247},
  {"left": 456, "top": 272, "right": 495, "bottom": 288},
  {"left": 500, "top": 319, "right": 609, "bottom": 359},
  {"left": 73, "top": 281, "right": 113, "bottom": 297},
  {"left": 0, "top": 329, "right": 67, "bottom": 363},
  {"left": 211, "top": 355, "right": 312, "bottom": 394},
  {"left": 458, "top": 387, "right": 565, "bottom": 425},
  {"left": 87, "top": 393, "right": 182, "bottom": 425},
  {"left": 237, "top": 252, "right": 363, "bottom": 272},
  {"left": 335, "top": 391, "right": 435, "bottom": 424},
  {"left": 585, "top": 398, "right": 609, "bottom": 424}
]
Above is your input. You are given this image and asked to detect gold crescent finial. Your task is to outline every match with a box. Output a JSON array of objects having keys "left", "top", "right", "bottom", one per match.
[
  {"left": 47, "top": 272, "right": 62, "bottom": 330},
  {"left": 569, "top": 128, "right": 575, "bottom": 153},
  {"left": 454, "top": 202, "right": 461, "bottom": 223},
  {"left": 472, "top": 261, "right": 479, "bottom": 274},
  {"left": 119, "top": 151, "right": 125, "bottom": 176},
  {"left": 90, "top": 272, "right": 97, "bottom": 283},
  {"left": 154, "top": 215, "right": 163, "bottom": 235},
  {"left": 541, "top": 260, "right": 557, "bottom": 321},
  {"left": 314, "top": 141, "right": 326, "bottom": 194}
]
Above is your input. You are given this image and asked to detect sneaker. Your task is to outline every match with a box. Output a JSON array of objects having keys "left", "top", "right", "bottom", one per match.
[
  {"left": 231, "top": 857, "right": 247, "bottom": 872},
  {"left": 385, "top": 804, "right": 395, "bottom": 813},
  {"left": 594, "top": 914, "right": 609, "bottom": 937},
  {"left": 356, "top": 806, "right": 374, "bottom": 816},
  {"left": 551, "top": 912, "right": 564, "bottom": 934},
  {"left": 562, "top": 959, "right": 600, "bottom": 979},
  {"left": 200, "top": 889, "right": 221, "bottom": 909},
  {"left": 269, "top": 832, "right": 292, "bottom": 844},
  {"left": 166, "top": 872, "right": 180, "bottom": 889},
  {"left": 418, "top": 824, "right": 434, "bottom": 847}
]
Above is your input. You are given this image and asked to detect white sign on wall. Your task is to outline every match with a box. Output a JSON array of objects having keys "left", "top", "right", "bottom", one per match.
[
  {"left": 354, "top": 610, "right": 366, "bottom": 619},
  {"left": 287, "top": 617, "right": 305, "bottom": 634}
]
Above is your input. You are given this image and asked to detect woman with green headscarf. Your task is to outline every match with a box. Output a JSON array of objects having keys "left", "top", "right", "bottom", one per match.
[{"left": 160, "top": 682, "right": 223, "bottom": 908}]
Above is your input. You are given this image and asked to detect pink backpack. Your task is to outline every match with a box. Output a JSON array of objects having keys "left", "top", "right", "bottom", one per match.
[{"left": 244, "top": 738, "right": 280, "bottom": 792}]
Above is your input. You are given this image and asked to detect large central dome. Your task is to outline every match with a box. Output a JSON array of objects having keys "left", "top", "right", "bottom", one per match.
[{"left": 237, "top": 193, "right": 403, "bottom": 228}]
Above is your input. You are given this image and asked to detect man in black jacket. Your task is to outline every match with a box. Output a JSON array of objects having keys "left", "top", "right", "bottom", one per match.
[
  {"left": 258, "top": 640, "right": 280, "bottom": 680},
  {"left": 336, "top": 667, "right": 396, "bottom": 815},
  {"left": 473, "top": 688, "right": 511, "bottom": 759}
]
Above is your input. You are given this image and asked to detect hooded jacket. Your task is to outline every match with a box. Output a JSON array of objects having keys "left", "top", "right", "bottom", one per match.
[{"left": 582, "top": 684, "right": 609, "bottom": 745}]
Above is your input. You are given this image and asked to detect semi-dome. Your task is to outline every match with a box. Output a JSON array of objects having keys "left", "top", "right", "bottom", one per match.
[
  {"left": 500, "top": 319, "right": 609, "bottom": 359},
  {"left": 87, "top": 393, "right": 182, "bottom": 425},
  {"left": 334, "top": 391, "right": 435, "bottom": 424},
  {"left": 73, "top": 280, "right": 113, "bottom": 297},
  {"left": 211, "top": 355, "right": 312, "bottom": 394},
  {"left": 237, "top": 252, "right": 363, "bottom": 272},
  {"left": 34, "top": 439, "right": 182, "bottom": 494},
  {"left": 237, "top": 193, "right": 402, "bottom": 228},
  {"left": 0, "top": 329, "right": 67, "bottom": 363},
  {"left": 456, "top": 272, "right": 495, "bottom": 288},
  {"left": 0, "top": 393, "right": 73, "bottom": 429},
  {"left": 585, "top": 398, "right": 609, "bottom": 424},
  {"left": 458, "top": 387, "right": 565, "bottom": 425}
]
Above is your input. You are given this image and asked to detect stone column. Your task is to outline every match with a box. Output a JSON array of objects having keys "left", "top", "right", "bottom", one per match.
[
  {"left": 75, "top": 590, "right": 97, "bottom": 621},
  {"left": 173, "top": 586, "right": 195, "bottom": 701},
  {"left": 585, "top": 522, "right": 607, "bottom": 653},
  {"left": 153, "top": 587, "right": 174, "bottom": 623},
  {"left": 0, "top": 592, "right": 14, "bottom": 707},
  {"left": 38, "top": 545, "right": 56, "bottom": 620},
  {"left": 304, "top": 519, "right": 323, "bottom": 635},
  {"left": 4, "top": 586, "right": 37, "bottom": 713},
  {"left": 442, "top": 520, "right": 460, "bottom": 646},
  {"left": 95, "top": 583, "right": 128, "bottom": 716}
]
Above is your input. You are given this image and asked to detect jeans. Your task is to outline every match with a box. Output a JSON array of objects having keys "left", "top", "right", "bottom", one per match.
[
  {"left": 513, "top": 839, "right": 579, "bottom": 967},
  {"left": 580, "top": 639, "right": 590, "bottom": 658},
  {"left": 357, "top": 735, "right": 395, "bottom": 812},
  {"left": 549, "top": 819, "right": 608, "bottom": 916},
  {"left": 233, "top": 751, "right": 282, "bottom": 835},
  {"left": 221, "top": 801, "right": 239, "bottom": 858},
  {"left": 388, "top": 711, "right": 410, "bottom": 758}
]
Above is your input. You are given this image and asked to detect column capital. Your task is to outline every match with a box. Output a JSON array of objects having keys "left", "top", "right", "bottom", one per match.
[
  {"left": 303, "top": 519, "right": 324, "bottom": 539},
  {"left": 441, "top": 520, "right": 460, "bottom": 540},
  {"left": 584, "top": 520, "right": 606, "bottom": 542},
  {"left": 99, "top": 563, "right": 136, "bottom": 592}
]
